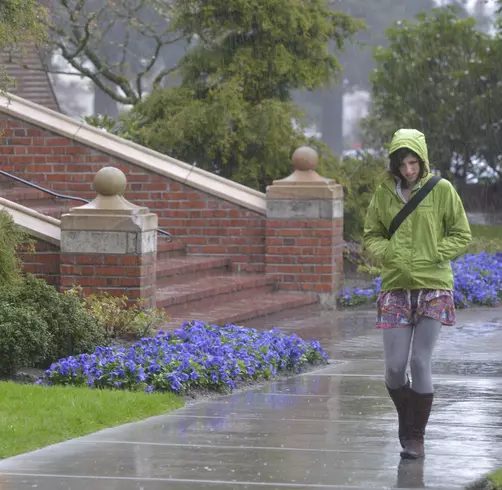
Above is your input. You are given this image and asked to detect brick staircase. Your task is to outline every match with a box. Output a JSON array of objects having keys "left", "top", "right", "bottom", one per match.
[
  {"left": 1, "top": 45, "right": 60, "bottom": 112},
  {"left": 0, "top": 181, "right": 317, "bottom": 328}
]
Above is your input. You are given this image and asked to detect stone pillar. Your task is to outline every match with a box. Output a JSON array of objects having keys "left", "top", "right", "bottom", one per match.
[
  {"left": 60, "top": 167, "right": 158, "bottom": 307},
  {"left": 265, "top": 147, "right": 344, "bottom": 307}
]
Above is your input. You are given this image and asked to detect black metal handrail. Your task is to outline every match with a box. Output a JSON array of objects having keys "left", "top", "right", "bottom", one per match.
[
  {"left": 0, "top": 169, "right": 173, "bottom": 242},
  {"left": 0, "top": 170, "right": 90, "bottom": 204}
]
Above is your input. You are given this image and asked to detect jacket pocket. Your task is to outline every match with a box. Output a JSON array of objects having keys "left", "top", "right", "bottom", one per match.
[
  {"left": 382, "top": 236, "right": 404, "bottom": 270},
  {"left": 382, "top": 239, "right": 394, "bottom": 266},
  {"left": 414, "top": 213, "right": 441, "bottom": 265}
]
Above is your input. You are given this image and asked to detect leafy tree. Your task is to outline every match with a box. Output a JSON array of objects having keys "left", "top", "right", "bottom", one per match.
[
  {"left": 363, "top": 7, "right": 493, "bottom": 183},
  {"left": 474, "top": 2, "right": 502, "bottom": 176},
  {"left": 0, "top": 0, "right": 47, "bottom": 50},
  {"left": 340, "top": 152, "right": 387, "bottom": 240},
  {"left": 300, "top": 0, "right": 437, "bottom": 154},
  {"left": 303, "top": 0, "right": 477, "bottom": 154},
  {"left": 339, "top": 0, "right": 437, "bottom": 92},
  {"left": 115, "top": 0, "right": 362, "bottom": 191},
  {"left": 0, "top": 0, "right": 48, "bottom": 90}
]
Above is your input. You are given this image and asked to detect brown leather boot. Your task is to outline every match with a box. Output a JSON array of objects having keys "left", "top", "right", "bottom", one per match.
[
  {"left": 386, "top": 378, "right": 410, "bottom": 448},
  {"left": 396, "top": 459, "right": 425, "bottom": 488},
  {"left": 400, "top": 390, "right": 434, "bottom": 459}
]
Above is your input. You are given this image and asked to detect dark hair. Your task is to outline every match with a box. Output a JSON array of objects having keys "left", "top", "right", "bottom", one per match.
[{"left": 388, "top": 148, "right": 426, "bottom": 184}]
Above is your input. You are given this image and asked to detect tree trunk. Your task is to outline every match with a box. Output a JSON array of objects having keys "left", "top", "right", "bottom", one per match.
[
  {"left": 320, "top": 83, "right": 344, "bottom": 156},
  {"left": 93, "top": 85, "right": 119, "bottom": 117}
]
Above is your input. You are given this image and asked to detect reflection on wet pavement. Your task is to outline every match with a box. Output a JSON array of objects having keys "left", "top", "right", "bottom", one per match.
[{"left": 1, "top": 306, "right": 502, "bottom": 489}]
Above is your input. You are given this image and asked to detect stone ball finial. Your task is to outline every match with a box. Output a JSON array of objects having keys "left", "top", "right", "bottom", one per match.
[
  {"left": 292, "top": 146, "right": 319, "bottom": 172},
  {"left": 93, "top": 167, "right": 127, "bottom": 196}
]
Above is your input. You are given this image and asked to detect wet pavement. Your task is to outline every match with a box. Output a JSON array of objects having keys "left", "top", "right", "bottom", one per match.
[{"left": 1, "top": 306, "right": 502, "bottom": 489}]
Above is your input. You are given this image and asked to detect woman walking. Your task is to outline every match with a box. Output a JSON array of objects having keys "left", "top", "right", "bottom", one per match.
[{"left": 363, "top": 128, "right": 471, "bottom": 459}]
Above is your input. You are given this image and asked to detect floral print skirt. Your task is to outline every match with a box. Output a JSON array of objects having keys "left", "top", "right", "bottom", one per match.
[{"left": 376, "top": 289, "right": 456, "bottom": 329}]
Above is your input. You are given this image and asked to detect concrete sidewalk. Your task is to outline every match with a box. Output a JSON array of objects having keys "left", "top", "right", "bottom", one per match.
[{"left": 1, "top": 306, "right": 502, "bottom": 489}]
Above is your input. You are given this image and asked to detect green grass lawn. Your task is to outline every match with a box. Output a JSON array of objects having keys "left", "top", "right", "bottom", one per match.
[
  {"left": 468, "top": 224, "right": 502, "bottom": 254},
  {"left": 471, "top": 224, "right": 502, "bottom": 240},
  {"left": 488, "top": 468, "right": 502, "bottom": 489},
  {"left": 0, "top": 382, "right": 184, "bottom": 459}
]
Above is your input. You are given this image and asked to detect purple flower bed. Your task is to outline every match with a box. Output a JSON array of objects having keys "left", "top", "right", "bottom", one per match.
[
  {"left": 452, "top": 252, "right": 502, "bottom": 307},
  {"left": 38, "top": 322, "right": 328, "bottom": 394},
  {"left": 340, "top": 253, "right": 502, "bottom": 308}
]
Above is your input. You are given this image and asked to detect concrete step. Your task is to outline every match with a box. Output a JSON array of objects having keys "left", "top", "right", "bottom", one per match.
[
  {"left": 7, "top": 199, "right": 70, "bottom": 212},
  {"left": 0, "top": 180, "right": 14, "bottom": 190},
  {"left": 0, "top": 189, "right": 69, "bottom": 218},
  {"left": 155, "top": 256, "right": 230, "bottom": 287},
  {"left": 157, "top": 239, "right": 186, "bottom": 259},
  {"left": 0, "top": 174, "right": 14, "bottom": 188},
  {"left": 3, "top": 188, "right": 84, "bottom": 204},
  {"left": 0, "top": 187, "right": 79, "bottom": 218},
  {"left": 28, "top": 204, "right": 70, "bottom": 218},
  {"left": 0, "top": 187, "right": 51, "bottom": 201},
  {"left": 161, "top": 290, "right": 318, "bottom": 330},
  {"left": 156, "top": 274, "right": 276, "bottom": 315}
]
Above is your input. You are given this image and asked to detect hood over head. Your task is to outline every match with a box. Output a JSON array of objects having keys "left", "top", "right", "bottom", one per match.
[{"left": 388, "top": 128, "right": 430, "bottom": 174}]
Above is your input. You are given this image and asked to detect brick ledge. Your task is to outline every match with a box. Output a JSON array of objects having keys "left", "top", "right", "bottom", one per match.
[
  {"left": 0, "top": 93, "right": 266, "bottom": 215},
  {"left": 0, "top": 197, "right": 61, "bottom": 245}
]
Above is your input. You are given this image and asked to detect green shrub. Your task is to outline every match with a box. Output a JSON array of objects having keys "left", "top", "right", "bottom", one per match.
[
  {"left": 345, "top": 240, "right": 382, "bottom": 278},
  {"left": 342, "top": 154, "right": 387, "bottom": 241},
  {"left": 0, "top": 303, "right": 50, "bottom": 376},
  {"left": 0, "top": 275, "right": 107, "bottom": 364},
  {"left": 20, "top": 276, "right": 107, "bottom": 361},
  {"left": 0, "top": 210, "right": 31, "bottom": 287},
  {"left": 322, "top": 152, "right": 387, "bottom": 241},
  {"left": 66, "top": 286, "right": 169, "bottom": 339}
]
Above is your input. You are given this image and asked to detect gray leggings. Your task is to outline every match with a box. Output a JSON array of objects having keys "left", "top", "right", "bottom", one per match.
[{"left": 383, "top": 317, "right": 442, "bottom": 394}]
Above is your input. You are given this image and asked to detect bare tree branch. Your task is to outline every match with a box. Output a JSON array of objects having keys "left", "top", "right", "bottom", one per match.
[
  {"left": 57, "top": 41, "right": 135, "bottom": 104},
  {"left": 37, "top": 0, "right": 183, "bottom": 106},
  {"left": 79, "top": 44, "right": 140, "bottom": 103},
  {"left": 153, "top": 64, "right": 178, "bottom": 89}
]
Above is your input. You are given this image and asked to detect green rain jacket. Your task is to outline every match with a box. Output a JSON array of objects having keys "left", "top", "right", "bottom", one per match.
[{"left": 363, "top": 129, "right": 472, "bottom": 291}]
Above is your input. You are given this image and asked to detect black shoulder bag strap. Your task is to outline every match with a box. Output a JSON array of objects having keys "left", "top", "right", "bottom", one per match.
[{"left": 387, "top": 176, "right": 442, "bottom": 239}]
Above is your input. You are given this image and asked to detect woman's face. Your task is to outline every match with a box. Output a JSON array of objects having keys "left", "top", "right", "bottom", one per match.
[{"left": 399, "top": 154, "right": 421, "bottom": 187}]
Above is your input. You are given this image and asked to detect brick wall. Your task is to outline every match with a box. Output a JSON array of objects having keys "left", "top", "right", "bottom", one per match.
[
  {"left": 59, "top": 253, "right": 156, "bottom": 307},
  {"left": 18, "top": 239, "right": 60, "bottom": 287},
  {"left": 0, "top": 115, "right": 265, "bottom": 272},
  {"left": 265, "top": 218, "right": 344, "bottom": 294}
]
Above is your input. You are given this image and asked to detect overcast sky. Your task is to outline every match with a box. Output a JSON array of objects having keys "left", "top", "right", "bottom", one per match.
[{"left": 436, "top": 0, "right": 496, "bottom": 11}]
